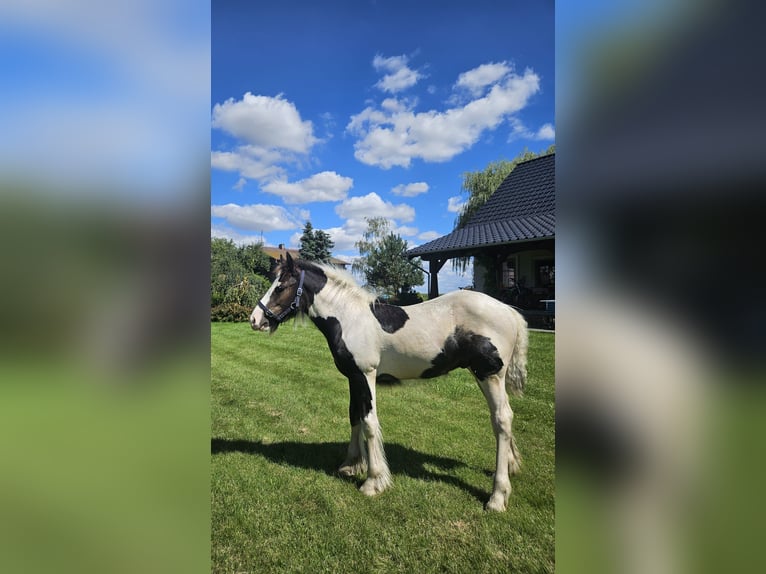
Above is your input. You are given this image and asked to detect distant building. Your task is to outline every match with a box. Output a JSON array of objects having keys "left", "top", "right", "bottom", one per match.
[{"left": 262, "top": 244, "right": 349, "bottom": 271}]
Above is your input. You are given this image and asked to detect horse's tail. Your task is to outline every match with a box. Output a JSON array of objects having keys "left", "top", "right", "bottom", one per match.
[{"left": 506, "top": 311, "right": 528, "bottom": 397}]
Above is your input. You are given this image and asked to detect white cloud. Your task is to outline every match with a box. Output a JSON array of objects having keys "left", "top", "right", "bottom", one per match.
[
  {"left": 212, "top": 92, "right": 318, "bottom": 153},
  {"left": 447, "top": 196, "right": 466, "bottom": 213},
  {"left": 211, "top": 203, "right": 303, "bottom": 232},
  {"left": 261, "top": 171, "right": 353, "bottom": 204},
  {"left": 327, "top": 193, "right": 418, "bottom": 251},
  {"left": 535, "top": 123, "right": 556, "bottom": 140},
  {"left": 211, "top": 94, "right": 359, "bottom": 197},
  {"left": 391, "top": 182, "right": 429, "bottom": 197},
  {"left": 325, "top": 219, "right": 419, "bottom": 252},
  {"left": 289, "top": 231, "right": 302, "bottom": 248},
  {"left": 324, "top": 225, "right": 363, "bottom": 252},
  {"left": 348, "top": 67, "right": 541, "bottom": 168},
  {"left": 211, "top": 224, "right": 265, "bottom": 246},
  {"left": 377, "top": 67, "right": 421, "bottom": 93},
  {"left": 507, "top": 118, "right": 556, "bottom": 142},
  {"left": 373, "top": 54, "right": 422, "bottom": 93},
  {"left": 455, "top": 61, "right": 512, "bottom": 97},
  {"left": 507, "top": 117, "right": 530, "bottom": 140},
  {"left": 335, "top": 192, "right": 415, "bottom": 223},
  {"left": 211, "top": 148, "right": 285, "bottom": 181},
  {"left": 418, "top": 230, "right": 441, "bottom": 241},
  {"left": 297, "top": 208, "right": 311, "bottom": 221},
  {"left": 396, "top": 225, "right": 419, "bottom": 237},
  {"left": 373, "top": 54, "right": 408, "bottom": 72},
  {"left": 320, "top": 111, "right": 336, "bottom": 131}
]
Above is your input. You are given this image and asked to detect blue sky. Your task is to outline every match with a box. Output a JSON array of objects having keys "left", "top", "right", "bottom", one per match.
[
  {"left": 212, "top": 0, "right": 554, "bottom": 291},
  {"left": 0, "top": 1, "right": 209, "bottom": 200}
]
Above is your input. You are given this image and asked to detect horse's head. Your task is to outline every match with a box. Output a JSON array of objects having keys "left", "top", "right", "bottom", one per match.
[{"left": 250, "top": 252, "right": 307, "bottom": 333}]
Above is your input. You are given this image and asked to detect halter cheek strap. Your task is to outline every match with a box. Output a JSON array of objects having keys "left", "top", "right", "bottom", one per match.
[{"left": 258, "top": 270, "right": 305, "bottom": 323}]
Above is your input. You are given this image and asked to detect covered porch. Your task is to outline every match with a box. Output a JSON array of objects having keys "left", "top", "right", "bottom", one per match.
[{"left": 409, "top": 237, "right": 555, "bottom": 329}]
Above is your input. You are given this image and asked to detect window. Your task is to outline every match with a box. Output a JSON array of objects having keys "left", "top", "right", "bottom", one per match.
[
  {"left": 502, "top": 257, "right": 517, "bottom": 288},
  {"left": 536, "top": 259, "right": 555, "bottom": 287}
]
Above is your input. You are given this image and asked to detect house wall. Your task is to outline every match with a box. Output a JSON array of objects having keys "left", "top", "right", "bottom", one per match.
[
  {"left": 471, "top": 245, "right": 554, "bottom": 305},
  {"left": 517, "top": 249, "right": 554, "bottom": 289}
]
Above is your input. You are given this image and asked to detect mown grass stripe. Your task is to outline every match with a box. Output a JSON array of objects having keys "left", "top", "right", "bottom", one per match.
[{"left": 212, "top": 322, "right": 554, "bottom": 573}]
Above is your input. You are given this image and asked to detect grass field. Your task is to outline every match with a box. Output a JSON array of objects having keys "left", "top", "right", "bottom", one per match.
[{"left": 211, "top": 321, "right": 554, "bottom": 573}]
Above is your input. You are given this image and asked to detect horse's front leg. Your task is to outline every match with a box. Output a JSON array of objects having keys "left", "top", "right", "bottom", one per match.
[
  {"left": 338, "top": 424, "right": 367, "bottom": 477},
  {"left": 357, "top": 369, "right": 392, "bottom": 496},
  {"left": 338, "top": 369, "right": 392, "bottom": 494}
]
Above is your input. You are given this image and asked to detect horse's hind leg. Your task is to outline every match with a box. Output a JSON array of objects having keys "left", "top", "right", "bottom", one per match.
[
  {"left": 477, "top": 368, "right": 520, "bottom": 512},
  {"left": 338, "top": 424, "right": 367, "bottom": 476}
]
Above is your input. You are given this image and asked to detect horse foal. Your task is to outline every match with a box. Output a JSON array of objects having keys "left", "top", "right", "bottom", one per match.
[{"left": 251, "top": 254, "right": 528, "bottom": 511}]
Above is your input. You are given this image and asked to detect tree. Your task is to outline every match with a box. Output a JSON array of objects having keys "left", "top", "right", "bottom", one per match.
[
  {"left": 298, "top": 221, "right": 317, "bottom": 260},
  {"left": 239, "top": 242, "right": 271, "bottom": 277},
  {"left": 353, "top": 217, "right": 425, "bottom": 301},
  {"left": 452, "top": 145, "right": 555, "bottom": 272},
  {"left": 313, "top": 229, "right": 335, "bottom": 263},
  {"left": 210, "top": 238, "right": 271, "bottom": 319},
  {"left": 299, "top": 221, "right": 335, "bottom": 263},
  {"left": 211, "top": 238, "right": 245, "bottom": 306}
]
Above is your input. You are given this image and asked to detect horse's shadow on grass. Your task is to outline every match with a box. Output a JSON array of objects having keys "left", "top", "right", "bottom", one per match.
[{"left": 211, "top": 437, "right": 490, "bottom": 504}]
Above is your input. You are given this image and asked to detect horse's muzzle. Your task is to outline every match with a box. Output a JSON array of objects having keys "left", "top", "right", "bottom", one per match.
[{"left": 249, "top": 311, "right": 270, "bottom": 332}]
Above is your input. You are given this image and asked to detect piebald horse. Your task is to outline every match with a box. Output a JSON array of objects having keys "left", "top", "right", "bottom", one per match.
[{"left": 250, "top": 253, "right": 528, "bottom": 511}]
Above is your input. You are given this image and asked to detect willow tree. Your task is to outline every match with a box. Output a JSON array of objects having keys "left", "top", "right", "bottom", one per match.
[{"left": 452, "top": 145, "right": 554, "bottom": 272}]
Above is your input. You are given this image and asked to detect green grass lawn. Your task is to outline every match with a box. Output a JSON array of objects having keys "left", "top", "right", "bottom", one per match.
[{"left": 211, "top": 321, "right": 554, "bottom": 573}]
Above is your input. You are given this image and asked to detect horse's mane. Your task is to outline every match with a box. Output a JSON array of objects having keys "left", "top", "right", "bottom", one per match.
[{"left": 301, "top": 260, "right": 376, "bottom": 307}]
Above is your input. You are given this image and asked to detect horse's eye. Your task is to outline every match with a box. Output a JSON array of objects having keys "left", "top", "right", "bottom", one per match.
[{"left": 274, "top": 285, "right": 284, "bottom": 293}]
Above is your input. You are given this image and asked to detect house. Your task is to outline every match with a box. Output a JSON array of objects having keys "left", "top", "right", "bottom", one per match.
[
  {"left": 406, "top": 153, "right": 554, "bottom": 325},
  {"left": 262, "top": 244, "right": 350, "bottom": 271}
]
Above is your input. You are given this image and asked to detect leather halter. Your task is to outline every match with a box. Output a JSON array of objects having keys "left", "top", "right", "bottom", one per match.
[{"left": 257, "top": 270, "right": 305, "bottom": 323}]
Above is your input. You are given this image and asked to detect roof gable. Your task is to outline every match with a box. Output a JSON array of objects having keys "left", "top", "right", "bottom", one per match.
[
  {"left": 468, "top": 153, "right": 555, "bottom": 225},
  {"left": 408, "top": 153, "right": 555, "bottom": 258}
]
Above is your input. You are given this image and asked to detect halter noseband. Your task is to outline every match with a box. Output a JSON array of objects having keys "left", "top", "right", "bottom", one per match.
[{"left": 258, "top": 269, "right": 305, "bottom": 323}]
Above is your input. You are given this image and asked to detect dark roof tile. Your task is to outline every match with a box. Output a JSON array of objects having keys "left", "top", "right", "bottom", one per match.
[{"left": 408, "top": 154, "right": 555, "bottom": 257}]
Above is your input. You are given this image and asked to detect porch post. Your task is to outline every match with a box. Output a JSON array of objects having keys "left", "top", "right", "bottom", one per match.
[{"left": 428, "top": 258, "right": 447, "bottom": 299}]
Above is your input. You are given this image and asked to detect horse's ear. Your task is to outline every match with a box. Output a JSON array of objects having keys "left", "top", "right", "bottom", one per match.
[{"left": 285, "top": 251, "right": 295, "bottom": 272}]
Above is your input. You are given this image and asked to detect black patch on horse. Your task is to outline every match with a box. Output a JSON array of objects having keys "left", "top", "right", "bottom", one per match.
[
  {"left": 296, "top": 259, "right": 327, "bottom": 289},
  {"left": 293, "top": 260, "right": 328, "bottom": 313},
  {"left": 421, "top": 327, "right": 504, "bottom": 380},
  {"left": 311, "top": 315, "right": 373, "bottom": 425},
  {"left": 264, "top": 259, "right": 328, "bottom": 332},
  {"left": 369, "top": 303, "right": 409, "bottom": 334},
  {"left": 376, "top": 373, "right": 401, "bottom": 385}
]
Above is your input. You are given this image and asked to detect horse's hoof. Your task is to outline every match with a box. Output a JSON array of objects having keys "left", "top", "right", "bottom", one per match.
[
  {"left": 359, "top": 480, "right": 381, "bottom": 496},
  {"left": 338, "top": 460, "right": 366, "bottom": 477},
  {"left": 359, "top": 475, "right": 390, "bottom": 496},
  {"left": 338, "top": 465, "right": 357, "bottom": 477},
  {"left": 485, "top": 494, "right": 507, "bottom": 512}
]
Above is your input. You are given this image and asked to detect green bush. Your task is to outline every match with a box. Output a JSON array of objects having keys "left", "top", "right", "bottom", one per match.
[
  {"left": 223, "top": 274, "right": 270, "bottom": 308},
  {"left": 211, "top": 302, "right": 252, "bottom": 322},
  {"left": 211, "top": 238, "right": 272, "bottom": 312},
  {"left": 391, "top": 289, "right": 423, "bottom": 306}
]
